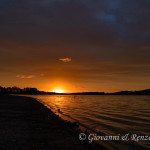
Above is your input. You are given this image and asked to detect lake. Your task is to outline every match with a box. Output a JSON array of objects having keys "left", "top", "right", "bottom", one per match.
[{"left": 28, "top": 95, "right": 150, "bottom": 150}]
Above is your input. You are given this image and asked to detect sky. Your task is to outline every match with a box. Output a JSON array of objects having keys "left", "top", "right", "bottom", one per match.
[{"left": 0, "top": 0, "right": 150, "bottom": 92}]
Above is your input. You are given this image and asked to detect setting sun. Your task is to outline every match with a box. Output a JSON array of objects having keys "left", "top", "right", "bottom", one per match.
[{"left": 53, "top": 89, "right": 63, "bottom": 93}]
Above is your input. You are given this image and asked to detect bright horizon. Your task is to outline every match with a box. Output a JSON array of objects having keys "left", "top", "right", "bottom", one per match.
[{"left": 1, "top": 85, "right": 150, "bottom": 94}]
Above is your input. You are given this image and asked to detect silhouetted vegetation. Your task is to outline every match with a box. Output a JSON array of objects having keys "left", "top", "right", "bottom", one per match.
[
  {"left": 110, "top": 89, "right": 150, "bottom": 95},
  {"left": 0, "top": 86, "right": 150, "bottom": 95},
  {"left": 0, "top": 86, "right": 55, "bottom": 94}
]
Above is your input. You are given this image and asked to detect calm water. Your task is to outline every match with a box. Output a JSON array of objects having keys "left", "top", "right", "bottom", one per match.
[{"left": 28, "top": 95, "right": 150, "bottom": 150}]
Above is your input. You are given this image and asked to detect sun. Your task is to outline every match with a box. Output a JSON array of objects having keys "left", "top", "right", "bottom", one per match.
[{"left": 53, "top": 89, "right": 63, "bottom": 93}]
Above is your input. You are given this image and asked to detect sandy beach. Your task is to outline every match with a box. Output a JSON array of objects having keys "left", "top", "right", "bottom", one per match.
[{"left": 0, "top": 94, "right": 105, "bottom": 150}]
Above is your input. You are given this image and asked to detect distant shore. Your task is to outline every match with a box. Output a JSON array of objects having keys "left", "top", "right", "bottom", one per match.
[
  {"left": 0, "top": 94, "right": 105, "bottom": 150},
  {"left": 1, "top": 86, "right": 150, "bottom": 95}
]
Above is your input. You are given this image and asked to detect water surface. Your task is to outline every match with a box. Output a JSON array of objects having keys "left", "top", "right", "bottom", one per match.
[{"left": 28, "top": 95, "right": 150, "bottom": 150}]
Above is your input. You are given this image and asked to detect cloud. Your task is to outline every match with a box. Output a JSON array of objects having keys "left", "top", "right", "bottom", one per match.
[
  {"left": 59, "top": 58, "right": 72, "bottom": 62},
  {"left": 40, "top": 73, "right": 44, "bottom": 77},
  {"left": 16, "top": 75, "right": 35, "bottom": 79},
  {"left": 0, "top": 0, "right": 150, "bottom": 92}
]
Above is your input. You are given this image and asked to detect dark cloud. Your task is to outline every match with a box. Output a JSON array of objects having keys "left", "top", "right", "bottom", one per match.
[
  {"left": 0, "top": 0, "right": 150, "bottom": 91},
  {"left": 1, "top": 0, "right": 150, "bottom": 48}
]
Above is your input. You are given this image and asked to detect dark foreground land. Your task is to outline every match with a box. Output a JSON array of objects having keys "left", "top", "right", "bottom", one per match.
[{"left": 0, "top": 95, "right": 104, "bottom": 150}]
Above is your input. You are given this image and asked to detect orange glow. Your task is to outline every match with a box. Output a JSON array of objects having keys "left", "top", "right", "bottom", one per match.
[{"left": 53, "top": 89, "right": 64, "bottom": 93}]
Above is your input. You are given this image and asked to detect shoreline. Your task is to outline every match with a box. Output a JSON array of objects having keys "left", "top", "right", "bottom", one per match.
[{"left": 0, "top": 94, "right": 106, "bottom": 150}]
